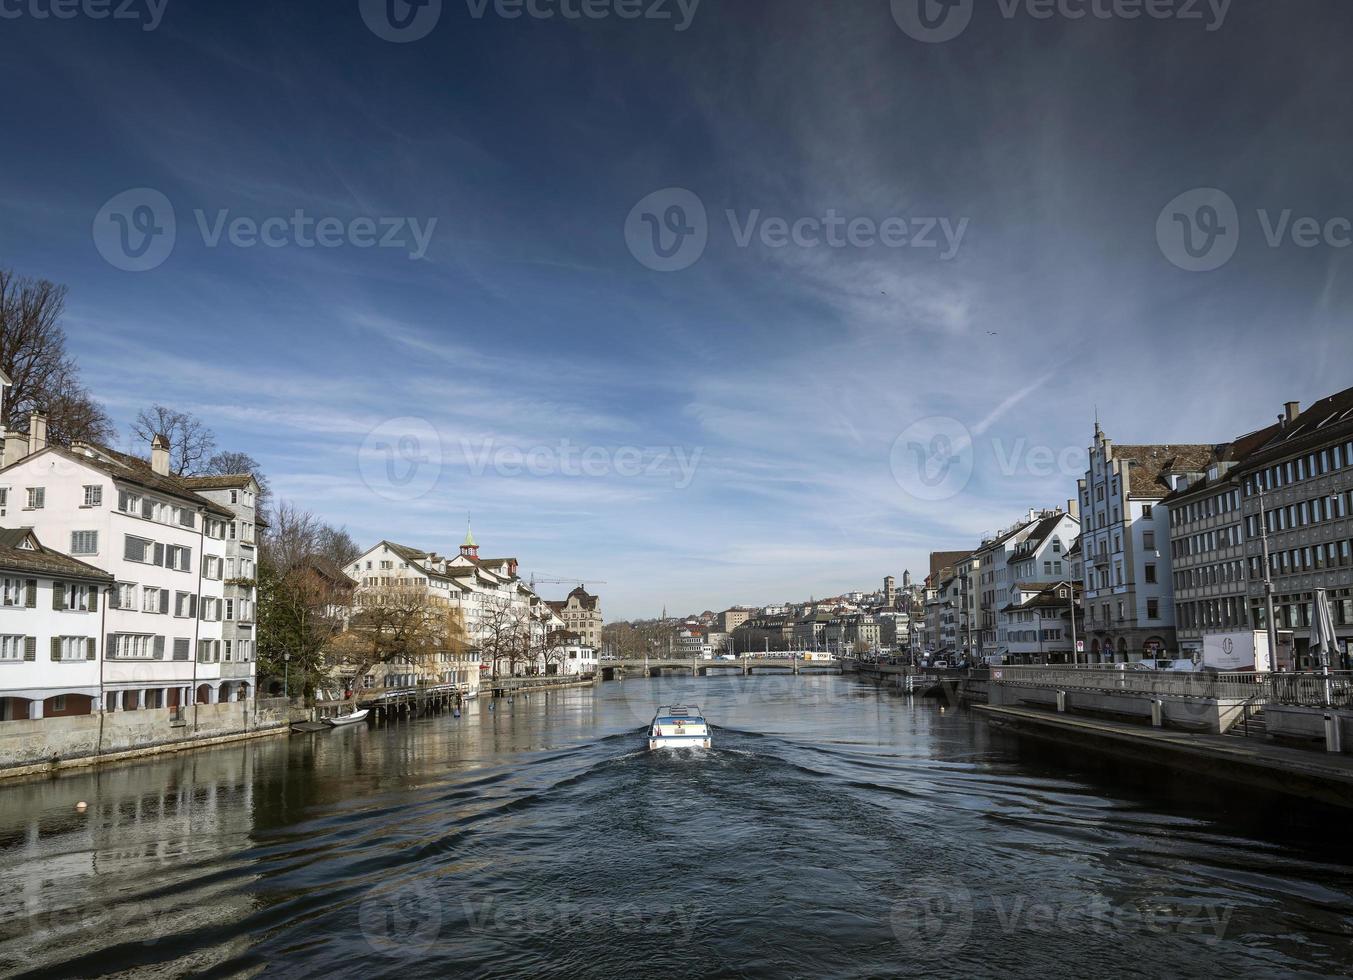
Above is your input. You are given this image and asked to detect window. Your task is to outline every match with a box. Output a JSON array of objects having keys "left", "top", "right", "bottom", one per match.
[
  {"left": 225, "top": 598, "right": 235, "bottom": 620},
  {"left": 82, "top": 485, "right": 103, "bottom": 507},
  {"left": 230, "top": 489, "right": 238, "bottom": 503},
  {"left": 26, "top": 487, "right": 44, "bottom": 509},
  {"left": 1142, "top": 504, "right": 1153, "bottom": 519},
  {"left": 1147, "top": 599, "right": 1160, "bottom": 619},
  {"left": 173, "top": 638, "right": 190, "bottom": 661},
  {"left": 55, "top": 636, "right": 93, "bottom": 662},
  {"left": 0, "top": 635, "right": 30, "bottom": 661},
  {"left": 115, "top": 582, "right": 137, "bottom": 609},
  {"left": 56, "top": 584, "right": 96, "bottom": 612},
  {"left": 1142, "top": 531, "right": 1155, "bottom": 550},
  {"left": 110, "top": 633, "right": 160, "bottom": 659},
  {"left": 1145, "top": 563, "right": 1157, "bottom": 584},
  {"left": 70, "top": 530, "right": 98, "bottom": 555},
  {"left": 124, "top": 535, "right": 152, "bottom": 563},
  {"left": 1, "top": 577, "right": 30, "bottom": 607}
]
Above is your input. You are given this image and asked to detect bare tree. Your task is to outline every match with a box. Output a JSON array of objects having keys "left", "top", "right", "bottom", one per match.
[
  {"left": 0, "top": 268, "right": 114, "bottom": 444},
  {"left": 130, "top": 404, "right": 216, "bottom": 475},
  {"left": 316, "top": 524, "right": 361, "bottom": 569},
  {"left": 479, "top": 595, "right": 531, "bottom": 677},
  {"left": 205, "top": 449, "right": 271, "bottom": 507},
  {"left": 328, "top": 585, "right": 463, "bottom": 699}
]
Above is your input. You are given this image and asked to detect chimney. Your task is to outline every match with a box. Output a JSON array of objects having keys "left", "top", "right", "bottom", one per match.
[
  {"left": 150, "top": 434, "right": 170, "bottom": 475},
  {"left": 1284, "top": 401, "right": 1301, "bottom": 423},
  {"left": 27, "top": 411, "right": 47, "bottom": 456},
  {"left": 1067, "top": 497, "right": 1079, "bottom": 520}
]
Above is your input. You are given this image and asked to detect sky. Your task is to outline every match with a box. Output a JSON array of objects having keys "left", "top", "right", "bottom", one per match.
[{"left": 1, "top": 0, "right": 1351, "bottom": 619}]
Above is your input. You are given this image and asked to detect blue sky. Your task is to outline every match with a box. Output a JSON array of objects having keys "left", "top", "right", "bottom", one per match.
[{"left": 2, "top": 0, "right": 1351, "bottom": 618}]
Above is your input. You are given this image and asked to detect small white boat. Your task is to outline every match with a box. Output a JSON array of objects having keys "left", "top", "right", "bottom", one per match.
[
  {"left": 648, "top": 704, "right": 711, "bottom": 750},
  {"left": 326, "top": 709, "right": 369, "bottom": 727}
]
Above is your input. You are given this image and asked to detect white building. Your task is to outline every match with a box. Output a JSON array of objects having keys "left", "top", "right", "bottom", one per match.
[
  {"left": 1079, "top": 426, "right": 1214, "bottom": 662},
  {"left": 0, "top": 425, "right": 237, "bottom": 710},
  {"left": 181, "top": 474, "right": 262, "bottom": 687},
  {"left": 343, "top": 528, "right": 545, "bottom": 693},
  {"left": 0, "top": 527, "right": 113, "bottom": 720}
]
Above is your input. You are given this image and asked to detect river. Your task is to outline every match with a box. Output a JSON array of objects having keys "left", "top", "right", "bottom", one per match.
[{"left": 2, "top": 674, "right": 1352, "bottom": 978}]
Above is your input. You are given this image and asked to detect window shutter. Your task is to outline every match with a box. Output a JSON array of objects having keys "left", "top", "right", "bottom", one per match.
[
  {"left": 107, "top": 634, "right": 117, "bottom": 659},
  {"left": 159, "top": 590, "right": 169, "bottom": 615},
  {"left": 188, "top": 595, "right": 197, "bottom": 619},
  {"left": 141, "top": 499, "right": 153, "bottom": 519},
  {"left": 53, "top": 584, "right": 65, "bottom": 611},
  {"left": 23, "top": 636, "right": 35, "bottom": 661},
  {"left": 24, "top": 579, "right": 35, "bottom": 608},
  {"left": 153, "top": 635, "right": 165, "bottom": 659},
  {"left": 154, "top": 543, "right": 165, "bottom": 566},
  {"left": 86, "top": 637, "right": 96, "bottom": 660},
  {"left": 88, "top": 588, "right": 98, "bottom": 612},
  {"left": 51, "top": 637, "right": 61, "bottom": 661}
]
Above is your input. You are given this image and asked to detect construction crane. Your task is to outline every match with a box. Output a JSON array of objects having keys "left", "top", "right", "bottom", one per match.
[{"left": 527, "top": 574, "right": 608, "bottom": 593}]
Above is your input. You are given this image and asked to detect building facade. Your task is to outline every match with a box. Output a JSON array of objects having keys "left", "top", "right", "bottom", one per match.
[
  {"left": 1078, "top": 426, "right": 1216, "bottom": 662},
  {"left": 0, "top": 430, "right": 238, "bottom": 711},
  {"left": 0, "top": 528, "right": 114, "bottom": 720}
]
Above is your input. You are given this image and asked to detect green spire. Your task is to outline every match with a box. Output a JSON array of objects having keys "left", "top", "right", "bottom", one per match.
[{"left": 464, "top": 516, "right": 476, "bottom": 548}]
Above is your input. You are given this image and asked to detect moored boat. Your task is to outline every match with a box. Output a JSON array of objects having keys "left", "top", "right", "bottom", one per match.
[
  {"left": 648, "top": 704, "right": 711, "bottom": 749},
  {"left": 325, "top": 708, "right": 369, "bottom": 727}
]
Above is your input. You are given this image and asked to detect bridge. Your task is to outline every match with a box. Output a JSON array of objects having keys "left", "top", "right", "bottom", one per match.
[{"left": 599, "top": 656, "right": 844, "bottom": 679}]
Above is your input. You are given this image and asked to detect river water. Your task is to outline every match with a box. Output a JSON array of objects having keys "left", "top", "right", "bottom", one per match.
[{"left": 2, "top": 674, "right": 1353, "bottom": 978}]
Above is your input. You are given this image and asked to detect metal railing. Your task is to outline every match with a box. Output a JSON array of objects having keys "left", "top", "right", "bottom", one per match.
[
  {"left": 993, "top": 665, "right": 1353, "bottom": 707},
  {"left": 1268, "top": 672, "right": 1353, "bottom": 708}
]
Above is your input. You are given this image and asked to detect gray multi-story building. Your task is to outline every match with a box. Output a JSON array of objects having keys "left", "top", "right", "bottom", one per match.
[
  {"left": 1234, "top": 392, "right": 1353, "bottom": 669},
  {"left": 182, "top": 475, "right": 262, "bottom": 676},
  {"left": 1165, "top": 389, "right": 1353, "bottom": 669}
]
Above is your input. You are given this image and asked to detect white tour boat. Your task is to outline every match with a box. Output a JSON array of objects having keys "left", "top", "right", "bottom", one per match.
[
  {"left": 325, "top": 708, "right": 369, "bottom": 727},
  {"left": 648, "top": 704, "right": 711, "bottom": 750}
]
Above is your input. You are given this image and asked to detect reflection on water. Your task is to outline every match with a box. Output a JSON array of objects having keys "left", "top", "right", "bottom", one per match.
[{"left": 2, "top": 675, "right": 1353, "bottom": 978}]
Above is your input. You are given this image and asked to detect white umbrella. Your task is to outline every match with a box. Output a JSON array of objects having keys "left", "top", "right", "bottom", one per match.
[{"left": 1310, "top": 588, "right": 1338, "bottom": 706}]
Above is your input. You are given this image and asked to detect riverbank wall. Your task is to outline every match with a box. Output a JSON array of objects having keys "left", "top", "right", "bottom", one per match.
[
  {"left": 977, "top": 703, "right": 1353, "bottom": 809},
  {"left": 0, "top": 697, "right": 293, "bottom": 780}
]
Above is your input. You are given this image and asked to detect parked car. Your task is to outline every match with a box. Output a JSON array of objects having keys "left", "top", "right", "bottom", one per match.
[{"left": 932, "top": 660, "right": 950, "bottom": 669}]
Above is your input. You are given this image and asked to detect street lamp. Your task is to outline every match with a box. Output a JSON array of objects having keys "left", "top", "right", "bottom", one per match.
[
  {"left": 1256, "top": 483, "right": 1281, "bottom": 669},
  {"left": 283, "top": 651, "right": 291, "bottom": 698}
]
